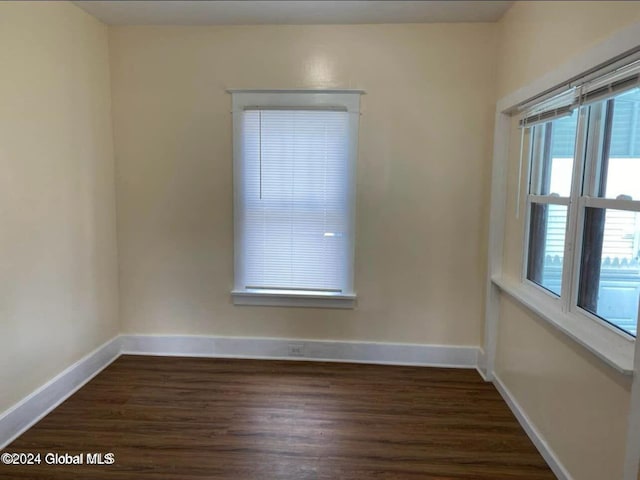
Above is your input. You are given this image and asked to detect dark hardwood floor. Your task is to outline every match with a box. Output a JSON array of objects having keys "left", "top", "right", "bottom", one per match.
[{"left": 1, "top": 356, "right": 554, "bottom": 479}]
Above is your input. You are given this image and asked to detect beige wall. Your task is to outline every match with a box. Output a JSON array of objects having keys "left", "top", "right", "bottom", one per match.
[
  {"left": 2, "top": 2, "right": 638, "bottom": 475},
  {"left": 497, "top": 296, "right": 631, "bottom": 480},
  {"left": 109, "top": 24, "right": 497, "bottom": 344},
  {"left": 497, "top": 1, "right": 640, "bottom": 99},
  {"left": 0, "top": 2, "right": 119, "bottom": 412},
  {"left": 494, "top": 2, "right": 640, "bottom": 479}
]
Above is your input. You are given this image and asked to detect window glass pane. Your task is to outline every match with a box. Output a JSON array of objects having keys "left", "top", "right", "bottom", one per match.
[
  {"left": 578, "top": 207, "right": 640, "bottom": 336},
  {"left": 527, "top": 203, "right": 568, "bottom": 296},
  {"left": 597, "top": 87, "right": 640, "bottom": 200},
  {"left": 530, "top": 112, "right": 578, "bottom": 197}
]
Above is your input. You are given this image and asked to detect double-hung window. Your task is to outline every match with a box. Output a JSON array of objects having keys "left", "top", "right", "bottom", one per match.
[
  {"left": 231, "top": 91, "right": 361, "bottom": 308},
  {"left": 522, "top": 60, "right": 640, "bottom": 338}
]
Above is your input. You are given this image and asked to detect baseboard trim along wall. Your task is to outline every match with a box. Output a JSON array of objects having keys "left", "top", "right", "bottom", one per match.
[
  {"left": 1, "top": 334, "right": 571, "bottom": 480},
  {"left": 0, "top": 336, "right": 121, "bottom": 450},
  {"left": 0, "top": 335, "right": 477, "bottom": 448},
  {"left": 120, "top": 334, "right": 479, "bottom": 368},
  {"left": 492, "top": 373, "right": 573, "bottom": 480}
]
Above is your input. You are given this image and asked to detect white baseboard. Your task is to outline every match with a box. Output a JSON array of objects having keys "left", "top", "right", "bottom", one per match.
[
  {"left": 492, "top": 373, "right": 572, "bottom": 480},
  {"left": 120, "top": 334, "right": 479, "bottom": 368},
  {"left": 0, "top": 333, "right": 571, "bottom": 479},
  {"left": 0, "top": 334, "right": 479, "bottom": 449},
  {"left": 0, "top": 336, "right": 121, "bottom": 450},
  {"left": 1, "top": 332, "right": 571, "bottom": 480}
]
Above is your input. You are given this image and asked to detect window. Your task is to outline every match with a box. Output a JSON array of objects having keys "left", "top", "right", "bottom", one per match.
[
  {"left": 231, "top": 91, "right": 361, "bottom": 308},
  {"left": 522, "top": 62, "right": 640, "bottom": 338},
  {"left": 526, "top": 112, "right": 578, "bottom": 296}
]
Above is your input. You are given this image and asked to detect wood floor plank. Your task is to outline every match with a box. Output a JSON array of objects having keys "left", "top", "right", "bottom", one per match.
[{"left": 0, "top": 356, "right": 555, "bottom": 479}]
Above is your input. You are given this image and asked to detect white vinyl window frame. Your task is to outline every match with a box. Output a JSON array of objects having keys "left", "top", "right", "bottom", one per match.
[
  {"left": 521, "top": 117, "right": 576, "bottom": 305},
  {"left": 229, "top": 90, "right": 363, "bottom": 309},
  {"left": 569, "top": 101, "right": 640, "bottom": 339},
  {"left": 523, "top": 97, "right": 640, "bottom": 341},
  {"left": 515, "top": 84, "right": 640, "bottom": 375},
  {"left": 493, "top": 55, "right": 640, "bottom": 376},
  {"left": 521, "top": 108, "right": 588, "bottom": 308},
  {"left": 484, "top": 32, "right": 640, "bottom": 480}
]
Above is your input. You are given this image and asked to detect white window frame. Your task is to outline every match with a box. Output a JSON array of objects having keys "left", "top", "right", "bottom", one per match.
[
  {"left": 521, "top": 116, "right": 578, "bottom": 307},
  {"left": 521, "top": 107, "right": 589, "bottom": 308},
  {"left": 568, "top": 101, "right": 640, "bottom": 340},
  {"left": 519, "top": 89, "right": 640, "bottom": 367},
  {"left": 483, "top": 31, "right": 640, "bottom": 480},
  {"left": 229, "top": 90, "right": 363, "bottom": 309}
]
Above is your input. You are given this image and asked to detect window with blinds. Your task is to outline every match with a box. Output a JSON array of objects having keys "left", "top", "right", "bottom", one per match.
[
  {"left": 231, "top": 91, "right": 361, "bottom": 307},
  {"left": 519, "top": 55, "right": 640, "bottom": 337}
]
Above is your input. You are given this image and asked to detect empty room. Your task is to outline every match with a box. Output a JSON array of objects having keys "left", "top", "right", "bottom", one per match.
[{"left": 2, "top": 1, "right": 640, "bottom": 479}]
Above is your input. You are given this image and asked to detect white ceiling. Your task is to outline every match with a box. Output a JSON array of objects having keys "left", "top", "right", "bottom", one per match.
[{"left": 73, "top": 1, "right": 513, "bottom": 26}]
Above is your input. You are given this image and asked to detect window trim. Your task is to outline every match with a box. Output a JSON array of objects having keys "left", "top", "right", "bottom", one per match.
[
  {"left": 229, "top": 89, "right": 363, "bottom": 308},
  {"left": 231, "top": 289, "right": 356, "bottom": 309}
]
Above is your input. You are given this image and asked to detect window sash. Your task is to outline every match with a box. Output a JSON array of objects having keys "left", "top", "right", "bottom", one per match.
[
  {"left": 571, "top": 92, "right": 640, "bottom": 337},
  {"left": 525, "top": 110, "right": 583, "bottom": 300}
]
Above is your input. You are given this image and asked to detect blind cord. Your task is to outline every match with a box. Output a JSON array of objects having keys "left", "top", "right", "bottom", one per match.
[
  {"left": 516, "top": 123, "right": 526, "bottom": 219},
  {"left": 259, "top": 110, "right": 262, "bottom": 200}
]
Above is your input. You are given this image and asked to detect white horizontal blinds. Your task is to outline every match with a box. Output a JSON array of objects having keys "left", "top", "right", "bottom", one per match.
[
  {"left": 240, "top": 108, "right": 350, "bottom": 292},
  {"left": 519, "top": 57, "right": 640, "bottom": 127},
  {"left": 580, "top": 59, "right": 640, "bottom": 106},
  {"left": 519, "top": 88, "right": 578, "bottom": 127}
]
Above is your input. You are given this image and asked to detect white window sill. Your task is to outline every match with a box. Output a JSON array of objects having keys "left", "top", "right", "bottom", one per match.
[
  {"left": 231, "top": 290, "right": 356, "bottom": 309},
  {"left": 491, "top": 275, "right": 634, "bottom": 376}
]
